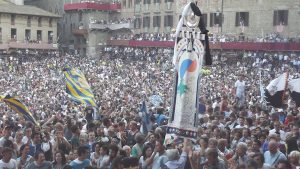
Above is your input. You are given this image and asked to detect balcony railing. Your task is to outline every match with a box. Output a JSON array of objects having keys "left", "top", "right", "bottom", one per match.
[
  {"left": 64, "top": 2, "right": 121, "bottom": 11},
  {"left": 0, "top": 42, "right": 58, "bottom": 50},
  {"left": 89, "top": 22, "right": 134, "bottom": 30},
  {"left": 72, "top": 29, "right": 88, "bottom": 36},
  {"left": 106, "top": 40, "right": 300, "bottom": 51}
]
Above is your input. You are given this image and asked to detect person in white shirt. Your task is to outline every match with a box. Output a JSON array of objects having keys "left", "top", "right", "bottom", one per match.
[
  {"left": 269, "top": 121, "right": 286, "bottom": 141},
  {"left": 284, "top": 55, "right": 288, "bottom": 62},
  {"left": 235, "top": 117, "right": 248, "bottom": 129},
  {"left": 279, "top": 54, "right": 283, "bottom": 61},
  {"left": 264, "top": 141, "right": 287, "bottom": 167},
  {"left": 0, "top": 147, "right": 17, "bottom": 169},
  {"left": 0, "top": 126, "right": 12, "bottom": 143},
  {"left": 0, "top": 125, "right": 14, "bottom": 155},
  {"left": 165, "top": 139, "right": 189, "bottom": 169},
  {"left": 22, "top": 127, "right": 32, "bottom": 145},
  {"left": 235, "top": 75, "right": 246, "bottom": 108}
]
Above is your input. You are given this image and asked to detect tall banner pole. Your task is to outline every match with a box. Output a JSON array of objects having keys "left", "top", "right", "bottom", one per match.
[{"left": 167, "top": 2, "right": 211, "bottom": 139}]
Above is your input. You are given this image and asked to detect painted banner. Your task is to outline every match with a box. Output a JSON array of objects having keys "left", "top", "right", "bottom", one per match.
[{"left": 167, "top": 2, "right": 208, "bottom": 139}]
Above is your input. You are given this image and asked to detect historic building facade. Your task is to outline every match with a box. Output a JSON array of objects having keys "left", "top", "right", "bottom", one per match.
[
  {"left": 0, "top": 0, "right": 60, "bottom": 54},
  {"left": 25, "top": 0, "right": 300, "bottom": 56}
]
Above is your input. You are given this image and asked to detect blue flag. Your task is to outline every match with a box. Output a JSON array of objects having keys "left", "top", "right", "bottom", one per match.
[
  {"left": 140, "top": 100, "right": 151, "bottom": 134},
  {"left": 149, "top": 94, "right": 163, "bottom": 107}
]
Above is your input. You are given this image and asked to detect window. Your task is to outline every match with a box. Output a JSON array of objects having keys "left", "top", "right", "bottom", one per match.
[
  {"left": 83, "top": 48, "right": 86, "bottom": 56},
  {"left": 144, "top": 0, "right": 151, "bottom": 4},
  {"left": 48, "top": 31, "right": 53, "bottom": 43},
  {"left": 202, "top": 13, "right": 208, "bottom": 27},
  {"left": 78, "top": 12, "right": 82, "bottom": 22},
  {"left": 0, "top": 28, "right": 2, "bottom": 43},
  {"left": 38, "top": 17, "right": 42, "bottom": 27},
  {"left": 154, "top": 0, "right": 160, "bottom": 3},
  {"left": 122, "top": 0, "right": 126, "bottom": 7},
  {"left": 135, "top": 0, "right": 141, "bottom": 12},
  {"left": 11, "top": 28, "right": 17, "bottom": 40},
  {"left": 27, "top": 16, "right": 31, "bottom": 27},
  {"left": 134, "top": 18, "right": 141, "bottom": 28},
  {"left": 69, "top": 39, "right": 75, "bottom": 44},
  {"left": 49, "top": 18, "right": 53, "bottom": 27},
  {"left": 210, "top": 13, "right": 222, "bottom": 27},
  {"left": 77, "top": 37, "right": 81, "bottom": 44},
  {"left": 153, "top": 16, "right": 161, "bottom": 27},
  {"left": 235, "top": 12, "right": 249, "bottom": 27},
  {"left": 128, "top": 0, "right": 132, "bottom": 8},
  {"left": 273, "top": 10, "right": 288, "bottom": 26},
  {"left": 165, "top": 0, "right": 173, "bottom": 9},
  {"left": 143, "top": 16, "right": 150, "bottom": 28},
  {"left": 11, "top": 14, "right": 16, "bottom": 25},
  {"left": 164, "top": 15, "right": 173, "bottom": 27},
  {"left": 37, "top": 30, "right": 42, "bottom": 41},
  {"left": 25, "top": 29, "right": 31, "bottom": 41}
]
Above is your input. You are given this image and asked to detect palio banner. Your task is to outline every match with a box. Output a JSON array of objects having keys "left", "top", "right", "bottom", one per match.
[{"left": 168, "top": 2, "right": 210, "bottom": 139}]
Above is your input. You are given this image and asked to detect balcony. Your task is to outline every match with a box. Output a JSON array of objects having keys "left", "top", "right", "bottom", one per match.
[
  {"left": 89, "top": 22, "right": 134, "bottom": 30},
  {"left": 72, "top": 28, "right": 88, "bottom": 36},
  {"left": 106, "top": 40, "right": 300, "bottom": 51},
  {"left": 0, "top": 42, "right": 58, "bottom": 50},
  {"left": 64, "top": 2, "right": 121, "bottom": 11}
]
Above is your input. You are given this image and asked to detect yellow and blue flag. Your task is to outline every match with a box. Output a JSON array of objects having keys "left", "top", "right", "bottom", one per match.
[
  {"left": 63, "top": 68, "right": 96, "bottom": 107},
  {"left": 0, "top": 95, "right": 38, "bottom": 125}
]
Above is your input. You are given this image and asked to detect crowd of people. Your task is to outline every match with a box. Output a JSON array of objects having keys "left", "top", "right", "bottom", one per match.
[
  {"left": 110, "top": 31, "right": 300, "bottom": 43},
  {"left": 110, "top": 33, "right": 174, "bottom": 41},
  {"left": 0, "top": 46, "right": 300, "bottom": 169},
  {"left": 90, "top": 18, "right": 134, "bottom": 25},
  {"left": 213, "top": 32, "right": 300, "bottom": 43}
]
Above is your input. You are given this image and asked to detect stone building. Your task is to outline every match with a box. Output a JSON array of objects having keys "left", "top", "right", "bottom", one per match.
[
  {"left": 0, "top": 0, "right": 60, "bottom": 54},
  {"left": 127, "top": 0, "right": 300, "bottom": 38},
  {"left": 25, "top": 0, "right": 300, "bottom": 56}
]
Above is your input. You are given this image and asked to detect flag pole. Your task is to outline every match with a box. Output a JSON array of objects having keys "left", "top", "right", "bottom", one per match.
[
  {"left": 259, "top": 68, "right": 263, "bottom": 104},
  {"left": 281, "top": 71, "right": 289, "bottom": 106}
]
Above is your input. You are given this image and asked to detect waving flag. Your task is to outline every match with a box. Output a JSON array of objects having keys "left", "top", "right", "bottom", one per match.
[
  {"left": 288, "top": 78, "right": 300, "bottom": 107},
  {"left": 265, "top": 73, "right": 288, "bottom": 108},
  {"left": 149, "top": 94, "right": 163, "bottom": 107},
  {"left": 0, "top": 95, "right": 38, "bottom": 125},
  {"left": 260, "top": 80, "right": 266, "bottom": 103},
  {"left": 139, "top": 100, "right": 152, "bottom": 134},
  {"left": 259, "top": 70, "right": 266, "bottom": 104},
  {"left": 63, "top": 68, "right": 96, "bottom": 107}
]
